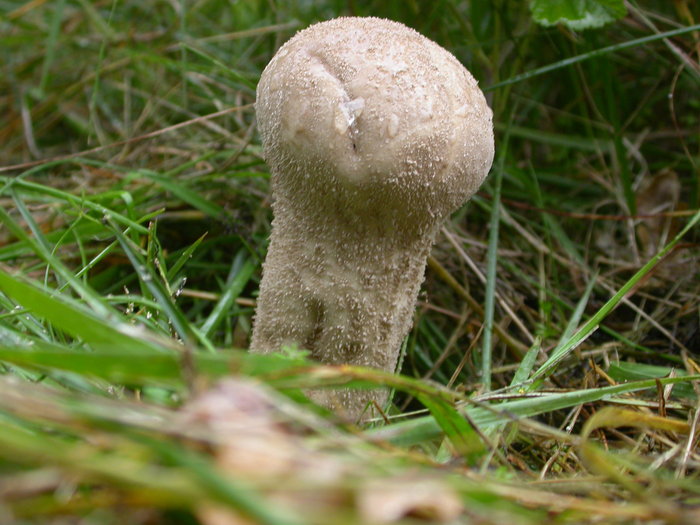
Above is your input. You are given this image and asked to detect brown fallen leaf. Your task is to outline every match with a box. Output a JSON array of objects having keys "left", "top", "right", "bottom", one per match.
[{"left": 356, "top": 477, "right": 463, "bottom": 524}]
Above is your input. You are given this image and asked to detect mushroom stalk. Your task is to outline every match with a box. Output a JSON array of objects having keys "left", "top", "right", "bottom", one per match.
[{"left": 251, "top": 17, "right": 495, "bottom": 420}]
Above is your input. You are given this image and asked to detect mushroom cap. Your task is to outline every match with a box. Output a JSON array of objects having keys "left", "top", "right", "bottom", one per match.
[{"left": 255, "top": 17, "right": 494, "bottom": 224}]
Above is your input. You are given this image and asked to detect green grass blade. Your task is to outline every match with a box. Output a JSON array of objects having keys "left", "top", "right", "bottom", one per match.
[
  {"left": 0, "top": 175, "right": 149, "bottom": 234},
  {"left": 369, "top": 375, "right": 700, "bottom": 447},
  {"left": 0, "top": 345, "right": 189, "bottom": 386},
  {"left": 530, "top": 207, "right": 700, "bottom": 382},
  {"left": 529, "top": 273, "right": 597, "bottom": 384},
  {"left": 136, "top": 169, "right": 224, "bottom": 218},
  {"left": 179, "top": 42, "right": 257, "bottom": 90},
  {"left": 0, "top": 343, "right": 314, "bottom": 386},
  {"left": 481, "top": 174, "right": 501, "bottom": 393},
  {"left": 109, "top": 219, "right": 195, "bottom": 345},
  {"left": 8, "top": 188, "right": 52, "bottom": 255},
  {"left": 604, "top": 56, "right": 636, "bottom": 215},
  {"left": 8, "top": 187, "right": 68, "bottom": 290},
  {"left": 0, "top": 268, "right": 172, "bottom": 355},
  {"left": 542, "top": 213, "right": 584, "bottom": 266},
  {"left": 607, "top": 362, "right": 697, "bottom": 399},
  {"left": 166, "top": 232, "right": 207, "bottom": 281},
  {"left": 486, "top": 23, "right": 700, "bottom": 91},
  {"left": 510, "top": 337, "right": 541, "bottom": 387},
  {"left": 85, "top": 0, "right": 119, "bottom": 145},
  {"left": 201, "top": 254, "right": 258, "bottom": 339},
  {"left": 38, "top": 0, "right": 66, "bottom": 93},
  {"left": 481, "top": 100, "right": 517, "bottom": 391},
  {"left": 0, "top": 204, "right": 114, "bottom": 317}
]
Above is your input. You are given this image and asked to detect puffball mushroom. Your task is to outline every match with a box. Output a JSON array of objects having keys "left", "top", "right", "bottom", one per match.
[{"left": 251, "top": 17, "right": 494, "bottom": 420}]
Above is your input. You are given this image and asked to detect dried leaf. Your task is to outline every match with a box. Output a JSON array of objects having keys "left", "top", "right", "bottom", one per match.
[{"left": 357, "top": 477, "right": 463, "bottom": 524}]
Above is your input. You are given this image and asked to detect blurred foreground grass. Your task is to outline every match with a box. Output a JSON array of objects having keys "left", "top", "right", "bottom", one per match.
[{"left": 1, "top": 1, "right": 700, "bottom": 523}]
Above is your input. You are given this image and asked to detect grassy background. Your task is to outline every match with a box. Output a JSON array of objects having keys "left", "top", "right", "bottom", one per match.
[{"left": 1, "top": 1, "right": 700, "bottom": 523}]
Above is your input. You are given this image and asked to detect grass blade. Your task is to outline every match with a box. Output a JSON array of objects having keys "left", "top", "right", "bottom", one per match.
[
  {"left": 481, "top": 99, "right": 518, "bottom": 391},
  {"left": 486, "top": 23, "right": 700, "bottom": 91},
  {"left": 136, "top": 169, "right": 224, "bottom": 218},
  {"left": 369, "top": 375, "right": 700, "bottom": 447},
  {"left": 201, "top": 253, "right": 257, "bottom": 339},
  {"left": 529, "top": 274, "right": 597, "bottom": 384},
  {"left": 109, "top": 219, "right": 196, "bottom": 346},
  {"left": 167, "top": 232, "right": 208, "bottom": 281},
  {"left": 0, "top": 268, "right": 173, "bottom": 355},
  {"left": 416, "top": 393, "right": 486, "bottom": 463},
  {"left": 510, "top": 337, "right": 541, "bottom": 387},
  {"left": 530, "top": 207, "right": 700, "bottom": 382},
  {"left": 0, "top": 205, "right": 114, "bottom": 317},
  {"left": 0, "top": 175, "right": 149, "bottom": 234}
]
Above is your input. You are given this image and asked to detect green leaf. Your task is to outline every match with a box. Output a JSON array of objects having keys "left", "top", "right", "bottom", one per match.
[{"left": 530, "top": 0, "right": 626, "bottom": 30}]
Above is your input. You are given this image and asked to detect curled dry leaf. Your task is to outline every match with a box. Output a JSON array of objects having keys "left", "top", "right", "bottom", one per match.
[
  {"left": 184, "top": 378, "right": 470, "bottom": 525},
  {"left": 182, "top": 378, "right": 350, "bottom": 525},
  {"left": 180, "top": 378, "right": 345, "bottom": 483},
  {"left": 356, "top": 477, "right": 463, "bottom": 524}
]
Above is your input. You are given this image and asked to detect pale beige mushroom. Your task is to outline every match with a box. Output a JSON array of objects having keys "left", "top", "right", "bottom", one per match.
[{"left": 251, "top": 17, "right": 494, "bottom": 420}]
